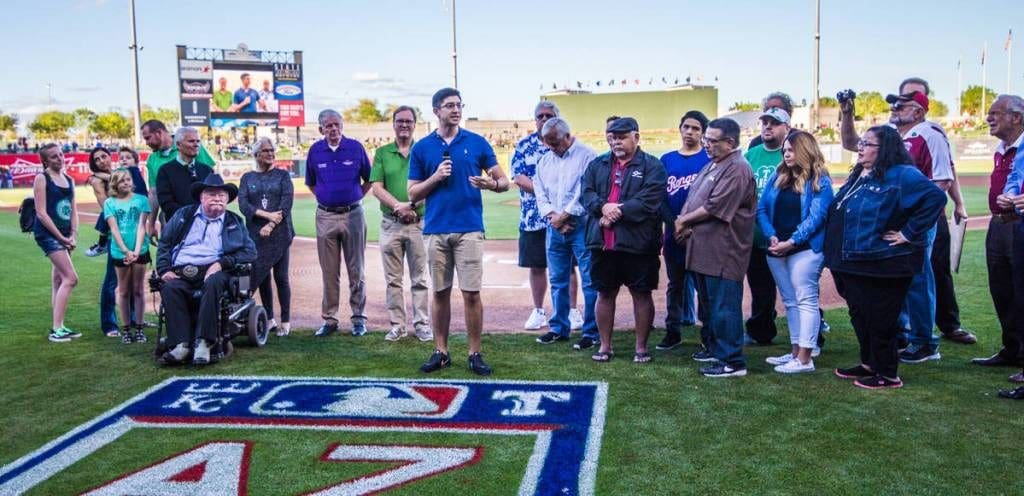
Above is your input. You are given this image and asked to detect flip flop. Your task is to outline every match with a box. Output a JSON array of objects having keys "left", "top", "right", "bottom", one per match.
[
  {"left": 591, "top": 351, "right": 614, "bottom": 362},
  {"left": 633, "top": 352, "right": 652, "bottom": 363}
]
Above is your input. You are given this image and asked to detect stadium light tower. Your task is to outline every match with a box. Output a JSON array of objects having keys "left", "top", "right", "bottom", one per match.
[
  {"left": 810, "top": 0, "right": 820, "bottom": 130},
  {"left": 128, "top": 0, "right": 143, "bottom": 144},
  {"left": 450, "top": 0, "right": 459, "bottom": 89}
]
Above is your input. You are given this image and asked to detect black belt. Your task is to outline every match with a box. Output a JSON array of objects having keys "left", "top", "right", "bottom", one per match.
[
  {"left": 992, "top": 212, "right": 1020, "bottom": 224},
  {"left": 383, "top": 212, "right": 420, "bottom": 224},
  {"left": 318, "top": 203, "right": 361, "bottom": 214}
]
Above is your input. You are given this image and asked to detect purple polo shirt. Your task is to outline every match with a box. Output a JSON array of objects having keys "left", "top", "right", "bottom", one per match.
[{"left": 304, "top": 137, "right": 372, "bottom": 207}]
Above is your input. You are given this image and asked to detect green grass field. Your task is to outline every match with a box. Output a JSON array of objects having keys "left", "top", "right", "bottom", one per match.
[{"left": 1, "top": 209, "right": 1023, "bottom": 494}]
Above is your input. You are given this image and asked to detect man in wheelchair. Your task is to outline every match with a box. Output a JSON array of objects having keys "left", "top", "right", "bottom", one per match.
[{"left": 154, "top": 174, "right": 256, "bottom": 365}]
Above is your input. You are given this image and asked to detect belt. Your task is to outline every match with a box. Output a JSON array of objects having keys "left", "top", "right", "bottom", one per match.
[
  {"left": 318, "top": 202, "right": 361, "bottom": 214},
  {"left": 992, "top": 212, "right": 1020, "bottom": 224},
  {"left": 173, "top": 263, "right": 212, "bottom": 283}
]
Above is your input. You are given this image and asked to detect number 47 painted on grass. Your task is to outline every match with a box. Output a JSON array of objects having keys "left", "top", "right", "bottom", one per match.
[{"left": 82, "top": 441, "right": 483, "bottom": 495}]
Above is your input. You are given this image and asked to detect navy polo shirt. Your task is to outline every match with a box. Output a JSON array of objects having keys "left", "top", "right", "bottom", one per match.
[
  {"left": 409, "top": 128, "right": 498, "bottom": 235},
  {"left": 305, "top": 137, "right": 372, "bottom": 207}
]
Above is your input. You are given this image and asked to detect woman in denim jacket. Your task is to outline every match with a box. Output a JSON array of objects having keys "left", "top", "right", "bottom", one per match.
[
  {"left": 824, "top": 126, "right": 946, "bottom": 390},
  {"left": 757, "top": 131, "right": 833, "bottom": 374}
]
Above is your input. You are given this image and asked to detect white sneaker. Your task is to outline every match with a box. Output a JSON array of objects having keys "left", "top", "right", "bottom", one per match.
[
  {"left": 568, "top": 308, "right": 584, "bottom": 330},
  {"left": 384, "top": 325, "right": 407, "bottom": 342},
  {"left": 765, "top": 353, "right": 794, "bottom": 365},
  {"left": 192, "top": 340, "right": 210, "bottom": 365},
  {"left": 414, "top": 324, "right": 434, "bottom": 342},
  {"left": 523, "top": 308, "right": 548, "bottom": 330},
  {"left": 774, "top": 358, "right": 815, "bottom": 374}
]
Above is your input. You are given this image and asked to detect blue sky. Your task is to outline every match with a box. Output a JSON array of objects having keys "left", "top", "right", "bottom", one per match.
[{"left": 1, "top": 0, "right": 1019, "bottom": 124}]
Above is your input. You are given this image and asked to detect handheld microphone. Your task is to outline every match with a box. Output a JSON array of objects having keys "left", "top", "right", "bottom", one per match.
[{"left": 441, "top": 151, "right": 450, "bottom": 185}]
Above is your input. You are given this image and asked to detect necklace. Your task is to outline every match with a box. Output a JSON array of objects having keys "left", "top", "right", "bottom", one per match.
[{"left": 834, "top": 171, "right": 870, "bottom": 211}]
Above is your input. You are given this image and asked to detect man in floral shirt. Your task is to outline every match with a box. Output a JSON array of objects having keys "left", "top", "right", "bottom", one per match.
[{"left": 512, "top": 101, "right": 563, "bottom": 330}]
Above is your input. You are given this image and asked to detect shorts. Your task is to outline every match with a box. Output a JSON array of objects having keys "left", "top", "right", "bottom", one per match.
[
  {"left": 518, "top": 229, "right": 547, "bottom": 268},
  {"left": 35, "top": 231, "right": 68, "bottom": 256},
  {"left": 427, "top": 231, "right": 484, "bottom": 292},
  {"left": 113, "top": 251, "right": 152, "bottom": 267},
  {"left": 590, "top": 249, "right": 660, "bottom": 292}
]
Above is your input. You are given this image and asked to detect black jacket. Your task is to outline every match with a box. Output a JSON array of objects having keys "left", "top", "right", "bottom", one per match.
[
  {"left": 156, "top": 159, "right": 213, "bottom": 221},
  {"left": 156, "top": 206, "right": 257, "bottom": 276},
  {"left": 581, "top": 149, "right": 667, "bottom": 254}
]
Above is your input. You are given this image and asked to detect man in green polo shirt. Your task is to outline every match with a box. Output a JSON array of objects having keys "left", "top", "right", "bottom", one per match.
[
  {"left": 371, "top": 106, "right": 433, "bottom": 343},
  {"left": 212, "top": 77, "right": 233, "bottom": 111},
  {"left": 140, "top": 119, "right": 216, "bottom": 239}
]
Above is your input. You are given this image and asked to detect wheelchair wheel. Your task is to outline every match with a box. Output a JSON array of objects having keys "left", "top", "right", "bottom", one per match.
[{"left": 247, "top": 305, "right": 269, "bottom": 347}]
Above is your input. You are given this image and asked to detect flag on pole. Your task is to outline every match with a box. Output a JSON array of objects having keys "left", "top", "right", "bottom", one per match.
[{"left": 1006, "top": 29, "right": 1014, "bottom": 51}]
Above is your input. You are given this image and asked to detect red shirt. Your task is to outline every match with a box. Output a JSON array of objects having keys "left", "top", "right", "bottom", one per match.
[{"left": 602, "top": 159, "right": 629, "bottom": 250}]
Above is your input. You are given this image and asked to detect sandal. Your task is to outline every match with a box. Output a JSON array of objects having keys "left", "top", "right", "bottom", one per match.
[
  {"left": 591, "top": 351, "right": 614, "bottom": 362},
  {"left": 633, "top": 352, "right": 652, "bottom": 363}
]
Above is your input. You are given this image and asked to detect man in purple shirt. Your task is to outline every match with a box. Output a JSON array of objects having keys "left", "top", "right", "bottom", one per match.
[{"left": 306, "top": 109, "right": 373, "bottom": 337}]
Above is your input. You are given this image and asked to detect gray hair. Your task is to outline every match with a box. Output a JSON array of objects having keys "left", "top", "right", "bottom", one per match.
[
  {"left": 174, "top": 126, "right": 198, "bottom": 144},
  {"left": 996, "top": 94, "right": 1024, "bottom": 117},
  {"left": 318, "top": 109, "right": 342, "bottom": 126},
  {"left": 762, "top": 91, "right": 794, "bottom": 115},
  {"left": 541, "top": 117, "right": 571, "bottom": 139},
  {"left": 535, "top": 101, "right": 560, "bottom": 117},
  {"left": 252, "top": 137, "right": 275, "bottom": 158}
]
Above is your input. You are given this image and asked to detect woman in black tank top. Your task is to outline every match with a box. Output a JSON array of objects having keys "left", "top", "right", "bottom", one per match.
[{"left": 32, "top": 144, "right": 82, "bottom": 343}]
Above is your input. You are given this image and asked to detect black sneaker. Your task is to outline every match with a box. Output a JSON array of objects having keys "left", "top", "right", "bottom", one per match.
[
  {"left": 896, "top": 335, "right": 910, "bottom": 353},
  {"left": 314, "top": 323, "right": 339, "bottom": 337},
  {"left": 655, "top": 332, "right": 682, "bottom": 350},
  {"left": 854, "top": 375, "right": 903, "bottom": 390},
  {"left": 700, "top": 363, "right": 747, "bottom": 378},
  {"left": 834, "top": 365, "right": 873, "bottom": 379},
  {"left": 419, "top": 350, "right": 451, "bottom": 373},
  {"left": 535, "top": 332, "right": 568, "bottom": 344},
  {"left": 691, "top": 346, "right": 716, "bottom": 362},
  {"left": 468, "top": 352, "right": 492, "bottom": 376},
  {"left": 899, "top": 345, "right": 941, "bottom": 364},
  {"left": 573, "top": 337, "right": 596, "bottom": 351}
]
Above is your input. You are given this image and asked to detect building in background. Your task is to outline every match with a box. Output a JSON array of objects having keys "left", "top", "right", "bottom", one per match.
[{"left": 541, "top": 85, "right": 718, "bottom": 134}]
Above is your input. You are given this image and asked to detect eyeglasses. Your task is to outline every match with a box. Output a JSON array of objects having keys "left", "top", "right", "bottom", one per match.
[
  {"left": 535, "top": 113, "right": 556, "bottom": 120},
  {"left": 702, "top": 136, "right": 730, "bottom": 145},
  {"left": 439, "top": 102, "right": 465, "bottom": 110},
  {"left": 394, "top": 119, "right": 416, "bottom": 125},
  {"left": 856, "top": 140, "right": 880, "bottom": 149}
]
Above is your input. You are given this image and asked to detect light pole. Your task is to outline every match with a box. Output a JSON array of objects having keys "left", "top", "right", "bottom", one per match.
[
  {"left": 450, "top": 0, "right": 458, "bottom": 88},
  {"left": 128, "top": 0, "right": 143, "bottom": 144},
  {"left": 810, "top": 0, "right": 820, "bottom": 131}
]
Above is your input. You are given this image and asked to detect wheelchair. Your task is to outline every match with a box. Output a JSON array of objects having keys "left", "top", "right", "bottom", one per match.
[{"left": 148, "top": 263, "right": 269, "bottom": 364}]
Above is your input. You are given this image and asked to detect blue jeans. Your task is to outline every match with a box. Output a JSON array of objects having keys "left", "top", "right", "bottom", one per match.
[
  {"left": 900, "top": 223, "right": 938, "bottom": 348},
  {"left": 546, "top": 220, "right": 598, "bottom": 340},
  {"left": 694, "top": 273, "right": 746, "bottom": 368},
  {"left": 665, "top": 256, "right": 697, "bottom": 331},
  {"left": 766, "top": 250, "right": 824, "bottom": 349},
  {"left": 100, "top": 252, "right": 119, "bottom": 333}
]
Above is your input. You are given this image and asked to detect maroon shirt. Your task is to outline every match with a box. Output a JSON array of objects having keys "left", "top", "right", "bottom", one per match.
[{"left": 991, "top": 139, "right": 1021, "bottom": 214}]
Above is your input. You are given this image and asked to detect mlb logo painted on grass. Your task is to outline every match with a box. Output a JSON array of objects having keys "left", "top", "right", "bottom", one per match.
[{"left": 0, "top": 376, "right": 608, "bottom": 495}]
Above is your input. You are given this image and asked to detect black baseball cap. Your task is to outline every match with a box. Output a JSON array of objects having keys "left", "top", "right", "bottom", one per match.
[{"left": 606, "top": 117, "right": 639, "bottom": 133}]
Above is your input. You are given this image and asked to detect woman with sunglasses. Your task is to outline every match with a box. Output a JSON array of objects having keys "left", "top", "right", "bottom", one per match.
[{"left": 824, "top": 126, "right": 945, "bottom": 389}]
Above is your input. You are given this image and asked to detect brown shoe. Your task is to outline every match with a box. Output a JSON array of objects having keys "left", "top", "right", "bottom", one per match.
[
  {"left": 1009, "top": 371, "right": 1024, "bottom": 384},
  {"left": 942, "top": 328, "right": 977, "bottom": 345}
]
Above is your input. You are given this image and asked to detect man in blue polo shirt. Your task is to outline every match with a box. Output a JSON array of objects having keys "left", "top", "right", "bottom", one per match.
[
  {"left": 306, "top": 109, "right": 372, "bottom": 338},
  {"left": 408, "top": 87, "right": 510, "bottom": 376},
  {"left": 233, "top": 73, "right": 260, "bottom": 113}
]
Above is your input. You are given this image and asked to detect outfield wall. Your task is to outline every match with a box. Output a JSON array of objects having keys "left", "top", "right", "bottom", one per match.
[{"left": 542, "top": 86, "right": 718, "bottom": 134}]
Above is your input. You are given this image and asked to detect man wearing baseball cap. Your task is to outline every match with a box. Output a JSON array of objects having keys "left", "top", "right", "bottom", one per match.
[
  {"left": 883, "top": 86, "right": 957, "bottom": 364},
  {"left": 742, "top": 106, "right": 791, "bottom": 347},
  {"left": 155, "top": 174, "right": 256, "bottom": 366},
  {"left": 580, "top": 117, "right": 666, "bottom": 364}
]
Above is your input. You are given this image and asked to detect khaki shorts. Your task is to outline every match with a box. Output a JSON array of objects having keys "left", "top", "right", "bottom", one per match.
[{"left": 427, "top": 231, "right": 484, "bottom": 292}]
